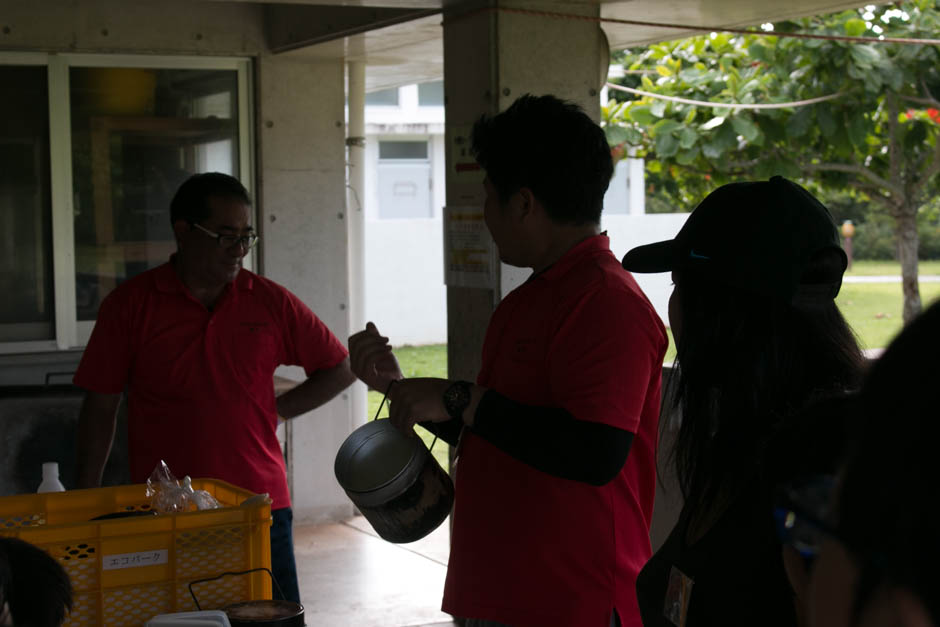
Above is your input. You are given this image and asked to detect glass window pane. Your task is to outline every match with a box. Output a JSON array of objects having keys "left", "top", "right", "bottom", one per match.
[
  {"left": 70, "top": 67, "right": 240, "bottom": 320},
  {"left": 0, "top": 65, "right": 54, "bottom": 342},
  {"left": 417, "top": 81, "right": 444, "bottom": 107},
  {"left": 365, "top": 87, "right": 399, "bottom": 106},
  {"left": 379, "top": 141, "right": 428, "bottom": 160}
]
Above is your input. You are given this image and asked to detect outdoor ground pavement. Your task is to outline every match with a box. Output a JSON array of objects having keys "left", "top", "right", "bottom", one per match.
[{"left": 294, "top": 515, "right": 456, "bottom": 627}]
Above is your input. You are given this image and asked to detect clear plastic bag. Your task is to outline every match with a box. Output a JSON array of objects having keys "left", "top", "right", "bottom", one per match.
[
  {"left": 145, "top": 460, "right": 221, "bottom": 513},
  {"left": 182, "top": 476, "right": 222, "bottom": 511}
]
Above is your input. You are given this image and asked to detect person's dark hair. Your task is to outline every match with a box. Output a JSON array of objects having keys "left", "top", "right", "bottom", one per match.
[
  {"left": 169, "top": 172, "right": 251, "bottom": 226},
  {"left": 0, "top": 537, "right": 72, "bottom": 626},
  {"left": 836, "top": 300, "right": 940, "bottom": 623},
  {"left": 667, "top": 247, "right": 865, "bottom": 507},
  {"left": 471, "top": 94, "right": 613, "bottom": 225}
]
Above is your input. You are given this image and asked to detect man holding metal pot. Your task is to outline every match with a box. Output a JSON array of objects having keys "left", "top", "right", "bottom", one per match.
[{"left": 349, "top": 95, "right": 667, "bottom": 627}]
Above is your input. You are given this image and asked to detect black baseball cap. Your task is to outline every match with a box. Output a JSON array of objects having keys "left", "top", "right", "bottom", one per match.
[{"left": 621, "top": 176, "right": 847, "bottom": 304}]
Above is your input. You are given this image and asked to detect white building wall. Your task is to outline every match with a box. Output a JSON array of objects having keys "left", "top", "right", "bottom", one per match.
[
  {"left": 362, "top": 85, "right": 447, "bottom": 346},
  {"left": 601, "top": 213, "right": 689, "bottom": 322},
  {"left": 362, "top": 87, "right": 689, "bottom": 340}
]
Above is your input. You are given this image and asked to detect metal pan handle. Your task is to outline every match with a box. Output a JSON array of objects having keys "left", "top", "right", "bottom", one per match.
[{"left": 188, "top": 567, "right": 285, "bottom": 610}]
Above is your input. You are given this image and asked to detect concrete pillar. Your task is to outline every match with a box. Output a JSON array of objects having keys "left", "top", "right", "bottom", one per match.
[
  {"left": 257, "top": 54, "right": 354, "bottom": 524},
  {"left": 346, "top": 61, "right": 369, "bottom": 434},
  {"left": 442, "top": 0, "right": 607, "bottom": 379}
]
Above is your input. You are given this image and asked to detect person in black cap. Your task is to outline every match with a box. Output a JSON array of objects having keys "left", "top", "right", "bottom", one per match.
[{"left": 624, "top": 176, "right": 866, "bottom": 627}]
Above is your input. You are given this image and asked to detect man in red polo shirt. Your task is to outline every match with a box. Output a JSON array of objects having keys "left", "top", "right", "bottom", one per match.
[
  {"left": 350, "top": 95, "right": 667, "bottom": 627},
  {"left": 74, "top": 173, "right": 356, "bottom": 605}
]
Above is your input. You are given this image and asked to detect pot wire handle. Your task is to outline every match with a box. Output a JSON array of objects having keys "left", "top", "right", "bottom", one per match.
[
  {"left": 189, "top": 567, "right": 286, "bottom": 610},
  {"left": 373, "top": 379, "right": 440, "bottom": 452},
  {"left": 372, "top": 380, "right": 396, "bottom": 421}
]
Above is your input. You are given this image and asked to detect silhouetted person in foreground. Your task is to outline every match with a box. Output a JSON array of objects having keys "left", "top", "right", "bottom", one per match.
[
  {"left": 803, "top": 300, "right": 940, "bottom": 627},
  {"left": 0, "top": 537, "right": 72, "bottom": 626}
]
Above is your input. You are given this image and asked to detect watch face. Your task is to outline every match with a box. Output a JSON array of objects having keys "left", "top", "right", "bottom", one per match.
[{"left": 444, "top": 380, "right": 471, "bottom": 420}]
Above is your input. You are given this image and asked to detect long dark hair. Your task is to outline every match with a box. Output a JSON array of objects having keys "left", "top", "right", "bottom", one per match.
[{"left": 667, "top": 248, "right": 865, "bottom": 508}]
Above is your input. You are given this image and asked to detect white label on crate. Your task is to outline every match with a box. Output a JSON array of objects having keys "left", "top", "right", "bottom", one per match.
[{"left": 102, "top": 549, "right": 168, "bottom": 570}]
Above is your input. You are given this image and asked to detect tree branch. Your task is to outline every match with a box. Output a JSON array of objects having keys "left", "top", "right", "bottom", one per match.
[
  {"left": 802, "top": 162, "right": 901, "bottom": 196},
  {"left": 921, "top": 78, "right": 940, "bottom": 107},
  {"left": 723, "top": 158, "right": 762, "bottom": 169},
  {"left": 901, "top": 94, "right": 940, "bottom": 108},
  {"left": 846, "top": 180, "right": 894, "bottom": 209}
]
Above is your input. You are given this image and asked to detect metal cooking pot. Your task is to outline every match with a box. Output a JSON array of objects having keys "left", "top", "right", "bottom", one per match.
[
  {"left": 189, "top": 569, "right": 304, "bottom": 627},
  {"left": 334, "top": 419, "right": 454, "bottom": 543},
  {"left": 223, "top": 600, "right": 304, "bottom": 627}
]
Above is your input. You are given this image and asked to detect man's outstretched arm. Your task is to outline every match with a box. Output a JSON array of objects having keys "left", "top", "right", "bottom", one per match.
[
  {"left": 276, "top": 357, "right": 358, "bottom": 419},
  {"left": 76, "top": 391, "right": 122, "bottom": 488}
]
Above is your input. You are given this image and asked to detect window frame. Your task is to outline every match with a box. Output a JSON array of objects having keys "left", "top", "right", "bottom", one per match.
[{"left": 0, "top": 52, "right": 254, "bottom": 354}]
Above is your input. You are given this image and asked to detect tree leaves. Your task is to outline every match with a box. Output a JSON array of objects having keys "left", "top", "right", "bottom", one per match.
[
  {"left": 652, "top": 119, "right": 681, "bottom": 136},
  {"left": 731, "top": 115, "right": 762, "bottom": 144},
  {"left": 655, "top": 132, "right": 680, "bottom": 158},
  {"left": 628, "top": 105, "right": 656, "bottom": 126},
  {"left": 817, "top": 105, "right": 838, "bottom": 138},
  {"left": 787, "top": 106, "right": 814, "bottom": 137},
  {"left": 604, "top": 125, "right": 631, "bottom": 145},
  {"left": 678, "top": 126, "right": 699, "bottom": 149},
  {"left": 602, "top": 0, "right": 940, "bottom": 213},
  {"left": 843, "top": 18, "right": 868, "bottom": 37},
  {"left": 701, "top": 116, "right": 725, "bottom": 130},
  {"left": 849, "top": 44, "right": 882, "bottom": 69},
  {"left": 748, "top": 42, "right": 773, "bottom": 63}
]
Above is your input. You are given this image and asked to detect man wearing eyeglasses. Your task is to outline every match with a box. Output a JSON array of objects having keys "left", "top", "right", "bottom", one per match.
[{"left": 74, "top": 172, "right": 356, "bottom": 605}]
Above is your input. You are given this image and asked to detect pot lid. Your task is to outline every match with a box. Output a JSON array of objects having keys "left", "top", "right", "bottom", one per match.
[
  {"left": 224, "top": 600, "right": 303, "bottom": 621},
  {"left": 334, "top": 419, "right": 423, "bottom": 493}
]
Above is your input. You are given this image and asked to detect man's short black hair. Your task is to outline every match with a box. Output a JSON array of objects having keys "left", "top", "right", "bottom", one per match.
[
  {"left": 471, "top": 94, "right": 613, "bottom": 225},
  {"left": 0, "top": 537, "right": 72, "bottom": 626},
  {"left": 169, "top": 172, "right": 252, "bottom": 225}
]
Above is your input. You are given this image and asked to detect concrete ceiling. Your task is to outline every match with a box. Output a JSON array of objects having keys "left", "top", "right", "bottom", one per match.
[{"left": 247, "top": 0, "right": 868, "bottom": 92}]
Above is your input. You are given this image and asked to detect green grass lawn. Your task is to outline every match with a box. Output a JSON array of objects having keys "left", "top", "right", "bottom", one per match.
[
  {"left": 846, "top": 259, "right": 940, "bottom": 276},
  {"left": 366, "top": 345, "right": 449, "bottom": 471},
  {"left": 837, "top": 282, "right": 940, "bottom": 350},
  {"left": 373, "top": 269, "right": 938, "bottom": 459}
]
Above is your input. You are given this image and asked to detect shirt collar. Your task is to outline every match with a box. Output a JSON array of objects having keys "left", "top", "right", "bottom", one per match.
[
  {"left": 154, "top": 254, "right": 254, "bottom": 294},
  {"left": 535, "top": 232, "right": 611, "bottom": 282}
]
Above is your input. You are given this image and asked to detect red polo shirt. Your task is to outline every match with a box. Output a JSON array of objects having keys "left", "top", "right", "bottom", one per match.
[
  {"left": 74, "top": 261, "right": 348, "bottom": 510},
  {"left": 442, "top": 234, "right": 667, "bottom": 627}
]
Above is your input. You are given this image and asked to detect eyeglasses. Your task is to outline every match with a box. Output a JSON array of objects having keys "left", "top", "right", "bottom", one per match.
[{"left": 191, "top": 222, "right": 259, "bottom": 250}]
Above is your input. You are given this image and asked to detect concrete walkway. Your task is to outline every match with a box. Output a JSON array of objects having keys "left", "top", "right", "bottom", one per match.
[{"left": 295, "top": 516, "right": 456, "bottom": 627}]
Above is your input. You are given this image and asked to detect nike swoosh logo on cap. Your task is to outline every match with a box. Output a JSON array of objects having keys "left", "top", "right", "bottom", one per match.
[{"left": 689, "top": 250, "right": 710, "bottom": 260}]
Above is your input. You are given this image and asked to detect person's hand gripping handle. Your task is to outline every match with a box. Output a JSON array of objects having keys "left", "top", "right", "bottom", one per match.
[{"left": 349, "top": 322, "right": 404, "bottom": 393}]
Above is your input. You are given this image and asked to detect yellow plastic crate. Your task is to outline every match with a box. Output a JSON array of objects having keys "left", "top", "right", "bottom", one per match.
[{"left": 0, "top": 479, "right": 272, "bottom": 627}]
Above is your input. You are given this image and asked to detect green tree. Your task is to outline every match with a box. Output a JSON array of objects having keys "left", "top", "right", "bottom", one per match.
[{"left": 603, "top": 1, "right": 940, "bottom": 323}]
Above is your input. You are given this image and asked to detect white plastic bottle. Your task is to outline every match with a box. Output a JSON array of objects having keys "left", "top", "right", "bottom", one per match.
[{"left": 37, "top": 462, "right": 66, "bottom": 493}]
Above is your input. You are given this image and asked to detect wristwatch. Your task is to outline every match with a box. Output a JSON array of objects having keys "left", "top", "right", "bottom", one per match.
[{"left": 442, "top": 380, "right": 472, "bottom": 422}]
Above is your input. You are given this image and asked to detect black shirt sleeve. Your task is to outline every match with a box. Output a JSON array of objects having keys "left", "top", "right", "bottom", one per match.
[
  {"left": 417, "top": 415, "right": 464, "bottom": 448},
  {"left": 468, "top": 389, "right": 634, "bottom": 486}
]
